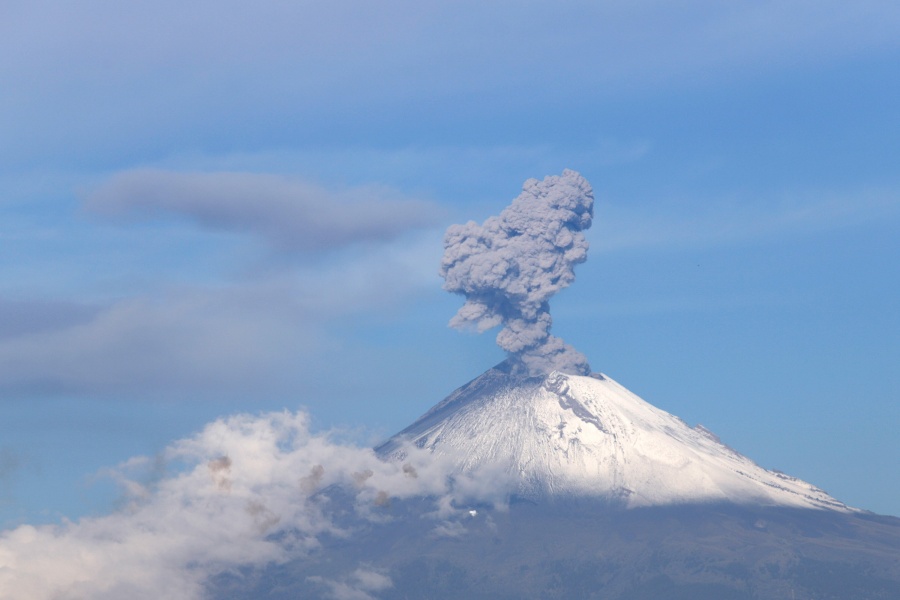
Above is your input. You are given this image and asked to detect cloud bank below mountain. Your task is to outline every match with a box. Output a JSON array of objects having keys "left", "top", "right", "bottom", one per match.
[{"left": 0, "top": 411, "right": 509, "bottom": 600}]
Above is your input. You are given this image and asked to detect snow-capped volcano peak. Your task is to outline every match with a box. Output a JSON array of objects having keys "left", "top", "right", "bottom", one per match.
[{"left": 378, "top": 362, "right": 851, "bottom": 511}]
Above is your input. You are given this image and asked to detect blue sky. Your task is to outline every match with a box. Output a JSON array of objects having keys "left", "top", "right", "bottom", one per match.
[{"left": 1, "top": 0, "right": 899, "bottom": 529}]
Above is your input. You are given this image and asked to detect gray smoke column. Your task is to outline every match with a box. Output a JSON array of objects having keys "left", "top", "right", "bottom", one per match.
[{"left": 440, "top": 169, "right": 594, "bottom": 376}]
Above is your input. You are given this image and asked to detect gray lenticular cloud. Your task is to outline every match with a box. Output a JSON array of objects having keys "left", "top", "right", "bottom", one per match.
[
  {"left": 84, "top": 169, "right": 439, "bottom": 255},
  {"left": 440, "top": 169, "right": 593, "bottom": 376}
]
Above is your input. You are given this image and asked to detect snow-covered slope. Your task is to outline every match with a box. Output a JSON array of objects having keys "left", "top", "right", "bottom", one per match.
[{"left": 378, "top": 362, "right": 851, "bottom": 511}]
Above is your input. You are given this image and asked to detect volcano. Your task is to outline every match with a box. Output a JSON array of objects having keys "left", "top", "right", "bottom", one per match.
[
  {"left": 213, "top": 364, "right": 900, "bottom": 599},
  {"left": 209, "top": 170, "right": 898, "bottom": 598},
  {"left": 378, "top": 361, "right": 848, "bottom": 511}
]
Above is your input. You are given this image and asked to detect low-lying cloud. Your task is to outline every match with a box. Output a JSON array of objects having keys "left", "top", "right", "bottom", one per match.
[
  {"left": 84, "top": 169, "right": 441, "bottom": 254},
  {"left": 0, "top": 411, "right": 509, "bottom": 600}
]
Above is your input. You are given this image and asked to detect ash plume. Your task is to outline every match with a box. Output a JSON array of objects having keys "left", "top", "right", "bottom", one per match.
[{"left": 440, "top": 169, "right": 594, "bottom": 376}]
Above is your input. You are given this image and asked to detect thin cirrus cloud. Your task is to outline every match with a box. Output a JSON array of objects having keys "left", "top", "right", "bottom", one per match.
[
  {"left": 0, "top": 290, "right": 313, "bottom": 397},
  {"left": 83, "top": 169, "right": 443, "bottom": 255},
  {"left": 4, "top": 2, "right": 900, "bottom": 170},
  {"left": 592, "top": 186, "right": 900, "bottom": 254},
  {"left": 0, "top": 228, "right": 442, "bottom": 399},
  {"left": 0, "top": 299, "right": 100, "bottom": 341},
  {"left": 6, "top": 2, "right": 900, "bottom": 102},
  {"left": 0, "top": 448, "right": 23, "bottom": 485},
  {"left": 308, "top": 569, "right": 395, "bottom": 600}
]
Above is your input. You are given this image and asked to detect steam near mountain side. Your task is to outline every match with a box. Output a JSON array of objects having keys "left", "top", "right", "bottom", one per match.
[{"left": 440, "top": 169, "right": 594, "bottom": 376}]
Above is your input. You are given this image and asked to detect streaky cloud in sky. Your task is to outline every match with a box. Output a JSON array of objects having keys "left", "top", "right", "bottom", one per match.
[
  {"left": 0, "top": 448, "right": 23, "bottom": 484},
  {"left": 441, "top": 170, "right": 594, "bottom": 376},
  {"left": 0, "top": 241, "right": 440, "bottom": 399},
  {"left": 307, "top": 568, "right": 394, "bottom": 600},
  {"left": 594, "top": 186, "right": 900, "bottom": 254},
  {"left": 4, "top": 2, "right": 900, "bottom": 169},
  {"left": 0, "top": 289, "right": 309, "bottom": 397},
  {"left": 0, "top": 299, "right": 100, "bottom": 340},
  {"left": 84, "top": 169, "right": 440, "bottom": 254}
]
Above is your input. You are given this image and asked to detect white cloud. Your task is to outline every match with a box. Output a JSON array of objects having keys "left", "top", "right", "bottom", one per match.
[
  {"left": 0, "top": 411, "right": 507, "bottom": 600},
  {"left": 308, "top": 567, "right": 394, "bottom": 600},
  {"left": 83, "top": 169, "right": 441, "bottom": 254}
]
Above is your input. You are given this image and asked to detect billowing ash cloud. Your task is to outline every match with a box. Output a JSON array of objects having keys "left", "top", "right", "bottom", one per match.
[{"left": 440, "top": 169, "right": 593, "bottom": 376}]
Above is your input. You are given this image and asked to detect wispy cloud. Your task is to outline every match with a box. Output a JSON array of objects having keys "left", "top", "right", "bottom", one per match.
[
  {"left": 6, "top": 2, "right": 899, "bottom": 101},
  {"left": 5, "top": 2, "right": 899, "bottom": 168},
  {"left": 0, "top": 231, "right": 441, "bottom": 399},
  {"left": 0, "top": 448, "right": 23, "bottom": 485},
  {"left": 0, "top": 289, "right": 314, "bottom": 396},
  {"left": 169, "top": 139, "right": 652, "bottom": 206},
  {"left": 0, "top": 299, "right": 100, "bottom": 340},
  {"left": 83, "top": 170, "right": 442, "bottom": 255},
  {"left": 594, "top": 186, "right": 900, "bottom": 253},
  {"left": 308, "top": 567, "right": 394, "bottom": 600}
]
